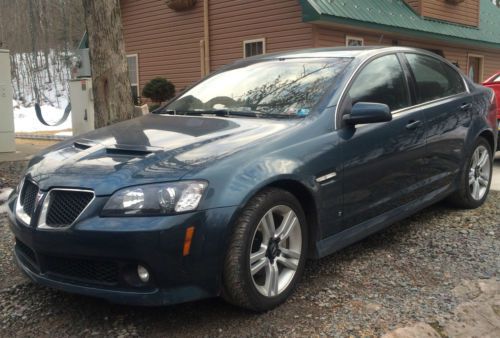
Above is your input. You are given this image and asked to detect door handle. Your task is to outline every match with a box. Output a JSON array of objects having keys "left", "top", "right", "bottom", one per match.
[
  {"left": 460, "top": 103, "right": 472, "bottom": 111},
  {"left": 406, "top": 120, "right": 422, "bottom": 130}
]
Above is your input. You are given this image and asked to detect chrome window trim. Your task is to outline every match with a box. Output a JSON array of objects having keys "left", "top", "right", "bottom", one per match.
[
  {"left": 391, "top": 92, "right": 469, "bottom": 116},
  {"left": 334, "top": 50, "right": 471, "bottom": 130},
  {"left": 37, "top": 188, "right": 95, "bottom": 230}
]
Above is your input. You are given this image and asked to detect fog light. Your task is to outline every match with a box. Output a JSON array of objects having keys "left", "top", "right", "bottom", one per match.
[{"left": 137, "top": 265, "right": 150, "bottom": 283}]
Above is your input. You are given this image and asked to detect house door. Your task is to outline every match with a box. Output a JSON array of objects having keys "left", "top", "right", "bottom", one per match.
[{"left": 467, "top": 56, "right": 482, "bottom": 83}]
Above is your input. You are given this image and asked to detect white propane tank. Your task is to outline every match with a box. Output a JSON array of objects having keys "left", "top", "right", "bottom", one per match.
[
  {"left": 69, "top": 78, "right": 95, "bottom": 136},
  {"left": 0, "top": 49, "right": 15, "bottom": 152}
]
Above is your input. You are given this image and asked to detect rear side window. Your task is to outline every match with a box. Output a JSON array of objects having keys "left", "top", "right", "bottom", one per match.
[
  {"left": 406, "top": 53, "right": 465, "bottom": 104},
  {"left": 348, "top": 54, "right": 410, "bottom": 112}
]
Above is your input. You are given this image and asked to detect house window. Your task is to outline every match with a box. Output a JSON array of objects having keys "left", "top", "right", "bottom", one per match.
[
  {"left": 127, "top": 54, "right": 139, "bottom": 104},
  {"left": 244, "top": 38, "right": 266, "bottom": 58},
  {"left": 346, "top": 36, "right": 364, "bottom": 47}
]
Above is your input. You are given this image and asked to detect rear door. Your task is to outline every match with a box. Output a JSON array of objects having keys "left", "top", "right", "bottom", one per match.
[
  {"left": 337, "top": 53, "right": 427, "bottom": 232},
  {"left": 402, "top": 53, "right": 471, "bottom": 191}
]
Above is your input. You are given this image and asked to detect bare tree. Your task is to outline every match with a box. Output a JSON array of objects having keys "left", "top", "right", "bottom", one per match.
[{"left": 82, "top": 0, "right": 136, "bottom": 128}]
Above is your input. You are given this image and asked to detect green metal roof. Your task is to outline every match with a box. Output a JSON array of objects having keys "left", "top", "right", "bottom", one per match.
[{"left": 300, "top": 0, "right": 500, "bottom": 49}]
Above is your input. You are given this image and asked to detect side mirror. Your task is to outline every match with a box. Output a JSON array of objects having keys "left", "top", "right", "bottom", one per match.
[{"left": 343, "top": 102, "right": 392, "bottom": 125}]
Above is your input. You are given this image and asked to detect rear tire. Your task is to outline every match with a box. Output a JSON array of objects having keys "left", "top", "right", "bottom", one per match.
[
  {"left": 222, "top": 188, "right": 308, "bottom": 312},
  {"left": 447, "top": 137, "right": 493, "bottom": 209}
]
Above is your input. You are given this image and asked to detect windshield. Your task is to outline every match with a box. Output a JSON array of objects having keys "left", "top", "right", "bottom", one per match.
[{"left": 165, "top": 57, "right": 352, "bottom": 117}]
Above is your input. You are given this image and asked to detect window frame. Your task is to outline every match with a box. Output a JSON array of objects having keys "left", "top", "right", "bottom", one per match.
[
  {"left": 402, "top": 52, "right": 469, "bottom": 106},
  {"left": 345, "top": 35, "right": 364, "bottom": 47},
  {"left": 334, "top": 50, "right": 470, "bottom": 130},
  {"left": 126, "top": 54, "right": 140, "bottom": 98},
  {"left": 336, "top": 52, "right": 412, "bottom": 128},
  {"left": 345, "top": 53, "right": 411, "bottom": 113},
  {"left": 243, "top": 38, "right": 266, "bottom": 58}
]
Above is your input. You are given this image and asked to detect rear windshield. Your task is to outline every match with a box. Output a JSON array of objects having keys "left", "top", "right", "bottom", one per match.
[{"left": 166, "top": 57, "right": 352, "bottom": 117}]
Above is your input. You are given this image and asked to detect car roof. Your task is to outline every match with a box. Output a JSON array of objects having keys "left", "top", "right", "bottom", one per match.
[{"left": 245, "top": 46, "right": 439, "bottom": 61}]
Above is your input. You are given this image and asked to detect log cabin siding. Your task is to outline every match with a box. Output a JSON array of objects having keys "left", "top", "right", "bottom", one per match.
[
  {"left": 208, "top": 0, "right": 314, "bottom": 71},
  {"left": 403, "top": 0, "right": 422, "bottom": 14},
  {"left": 314, "top": 25, "right": 500, "bottom": 82},
  {"left": 121, "top": 0, "right": 204, "bottom": 93},
  {"left": 403, "top": 0, "right": 480, "bottom": 27},
  {"left": 421, "top": 0, "right": 480, "bottom": 27},
  {"left": 120, "top": 0, "right": 499, "bottom": 101}
]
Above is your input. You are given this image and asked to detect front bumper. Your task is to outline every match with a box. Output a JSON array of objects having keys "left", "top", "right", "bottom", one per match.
[{"left": 7, "top": 197, "right": 238, "bottom": 306}]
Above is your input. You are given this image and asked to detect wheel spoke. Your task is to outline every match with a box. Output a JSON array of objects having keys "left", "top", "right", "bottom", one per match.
[
  {"left": 478, "top": 176, "right": 489, "bottom": 187},
  {"left": 277, "top": 256, "right": 298, "bottom": 271},
  {"left": 251, "top": 257, "right": 268, "bottom": 276},
  {"left": 468, "top": 170, "right": 476, "bottom": 186},
  {"left": 261, "top": 210, "right": 276, "bottom": 240},
  {"left": 250, "top": 245, "right": 267, "bottom": 264},
  {"left": 280, "top": 247, "right": 300, "bottom": 259},
  {"left": 477, "top": 150, "right": 488, "bottom": 168},
  {"left": 472, "top": 149, "right": 479, "bottom": 167},
  {"left": 264, "top": 260, "right": 279, "bottom": 296},
  {"left": 276, "top": 210, "right": 298, "bottom": 241},
  {"left": 472, "top": 181, "right": 481, "bottom": 200}
]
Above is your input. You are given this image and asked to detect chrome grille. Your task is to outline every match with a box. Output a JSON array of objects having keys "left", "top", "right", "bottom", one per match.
[
  {"left": 20, "top": 180, "right": 38, "bottom": 217},
  {"left": 43, "top": 190, "right": 94, "bottom": 228}
]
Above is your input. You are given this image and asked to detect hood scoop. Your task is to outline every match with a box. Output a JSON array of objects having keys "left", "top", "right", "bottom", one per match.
[
  {"left": 73, "top": 139, "right": 157, "bottom": 157},
  {"left": 73, "top": 139, "right": 96, "bottom": 150},
  {"left": 105, "top": 144, "right": 157, "bottom": 157}
]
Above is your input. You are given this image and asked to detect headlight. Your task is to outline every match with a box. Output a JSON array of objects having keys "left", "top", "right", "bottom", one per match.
[{"left": 102, "top": 181, "right": 207, "bottom": 216}]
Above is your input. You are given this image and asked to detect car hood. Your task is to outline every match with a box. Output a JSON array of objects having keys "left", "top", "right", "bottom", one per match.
[{"left": 26, "top": 114, "right": 301, "bottom": 195}]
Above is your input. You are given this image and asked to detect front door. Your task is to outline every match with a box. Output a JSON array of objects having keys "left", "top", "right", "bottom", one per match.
[{"left": 338, "top": 54, "right": 427, "bottom": 231}]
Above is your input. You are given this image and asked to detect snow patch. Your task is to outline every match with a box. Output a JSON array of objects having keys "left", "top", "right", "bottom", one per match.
[
  {"left": 13, "top": 100, "right": 72, "bottom": 133},
  {"left": 11, "top": 50, "right": 74, "bottom": 134}
]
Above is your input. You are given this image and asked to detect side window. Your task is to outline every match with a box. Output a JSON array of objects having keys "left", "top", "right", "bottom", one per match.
[
  {"left": 348, "top": 54, "right": 410, "bottom": 112},
  {"left": 406, "top": 53, "right": 465, "bottom": 104}
]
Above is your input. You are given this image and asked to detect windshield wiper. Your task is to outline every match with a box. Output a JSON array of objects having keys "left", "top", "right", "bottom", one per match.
[
  {"left": 153, "top": 107, "right": 260, "bottom": 117},
  {"left": 208, "top": 109, "right": 261, "bottom": 117},
  {"left": 154, "top": 107, "right": 305, "bottom": 119}
]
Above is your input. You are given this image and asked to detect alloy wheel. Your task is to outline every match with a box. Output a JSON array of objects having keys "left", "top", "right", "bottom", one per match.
[
  {"left": 249, "top": 205, "right": 302, "bottom": 297},
  {"left": 468, "top": 144, "right": 491, "bottom": 201}
]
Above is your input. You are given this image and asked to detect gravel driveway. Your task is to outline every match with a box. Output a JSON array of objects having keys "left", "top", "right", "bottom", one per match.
[{"left": 0, "top": 160, "right": 498, "bottom": 337}]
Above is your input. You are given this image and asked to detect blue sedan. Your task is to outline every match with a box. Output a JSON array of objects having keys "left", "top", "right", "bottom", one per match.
[{"left": 7, "top": 47, "right": 497, "bottom": 311}]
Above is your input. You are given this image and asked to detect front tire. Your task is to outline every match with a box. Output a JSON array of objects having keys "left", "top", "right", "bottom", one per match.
[
  {"left": 222, "top": 188, "right": 308, "bottom": 311},
  {"left": 448, "top": 137, "right": 493, "bottom": 208}
]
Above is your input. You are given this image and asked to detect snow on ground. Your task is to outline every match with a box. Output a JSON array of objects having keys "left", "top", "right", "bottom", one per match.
[
  {"left": 13, "top": 99, "right": 72, "bottom": 133},
  {"left": 11, "top": 50, "right": 74, "bottom": 135}
]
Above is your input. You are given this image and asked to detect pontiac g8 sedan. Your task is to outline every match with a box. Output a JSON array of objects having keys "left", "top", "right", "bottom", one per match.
[{"left": 7, "top": 47, "right": 497, "bottom": 311}]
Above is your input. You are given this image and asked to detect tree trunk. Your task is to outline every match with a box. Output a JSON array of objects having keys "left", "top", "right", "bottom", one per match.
[{"left": 82, "top": 0, "right": 136, "bottom": 128}]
